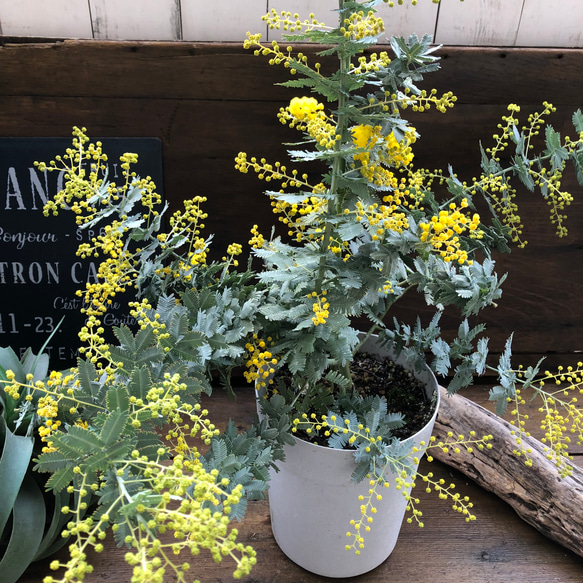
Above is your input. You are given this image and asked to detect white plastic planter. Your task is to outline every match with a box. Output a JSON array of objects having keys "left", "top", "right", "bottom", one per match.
[{"left": 261, "top": 338, "right": 439, "bottom": 578}]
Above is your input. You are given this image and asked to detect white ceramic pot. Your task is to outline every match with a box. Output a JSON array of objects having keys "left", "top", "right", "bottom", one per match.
[{"left": 261, "top": 337, "right": 439, "bottom": 578}]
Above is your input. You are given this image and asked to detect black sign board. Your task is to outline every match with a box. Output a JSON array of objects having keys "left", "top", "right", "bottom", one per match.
[{"left": 0, "top": 137, "right": 163, "bottom": 367}]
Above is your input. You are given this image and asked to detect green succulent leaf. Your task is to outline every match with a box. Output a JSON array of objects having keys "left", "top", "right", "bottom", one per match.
[
  {"left": 0, "top": 476, "right": 46, "bottom": 583},
  {"left": 0, "top": 417, "right": 34, "bottom": 535}
]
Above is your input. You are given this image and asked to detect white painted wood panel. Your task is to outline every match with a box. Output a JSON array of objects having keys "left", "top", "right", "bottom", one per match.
[
  {"left": 89, "top": 0, "right": 181, "bottom": 40},
  {"left": 516, "top": 0, "right": 583, "bottom": 47},
  {"left": 375, "top": 0, "right": 441, "bottom": 42},
  {"left": 435, "top": 0, "right": 525, "bottom": 46},
  {"left": 0, "top": 0, "right": 93, "bottom": 38},
  {"left": 0, "top": 0, "right": 581, "bottom": 47},
  {"left": 181, "top": 0, "right": 267, "bottom": 42}
]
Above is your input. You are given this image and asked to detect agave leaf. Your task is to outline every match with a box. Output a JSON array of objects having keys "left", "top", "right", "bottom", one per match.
[
  {"left": 0, "top": 476, "right": 46, "bottom": 583},
  {"left": 0, "top": 416, "right": 34, "bottom": 536},
  {"left": 21, "top": 349, "right": 49, "bottom": 384},
  {"left": 0, "top": 347, "right": 24, "bottom": 384},
  {"left": 33, "top": 487, "right": 71, "bottom": 560}
]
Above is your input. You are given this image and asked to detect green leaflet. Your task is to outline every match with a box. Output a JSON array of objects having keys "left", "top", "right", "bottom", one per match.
[
  {"left": 113, "top": 323, "right": 138, "bottom": 352},
  {"left": 77, "top": 358, "right": 99, "bottom": 398},
  {"left": 100, "top": 409, "right": 130, "bottom": 445},
  {"left": 513, "top": 155, "right": 535, "bottom": 191},
  {"left": 324, "top": 370, "right": 352, "bottom": 391},
  {"left": 82, "top": 440, "right": 135, "bottom": 474},
  {"left": 128, "top": 366, "right": 152, "bottom": 403},
  {"left": 106, "top": 385, "right": 130, "bottom": 413},
  {"left": 133, "top": 326, "right": 157, "bottom": 354},
  {"left": 210, "top": 438, "right": 228, "bottom": 465},
  {"left": 20, "top": 348, "right": 50, "bottom": 384},
  {"left": 33, "top": 449, "right": 72, "bottom": 473},
  {"left": 55, "top": 424, "right": 104, "bottom": 455},
  {"left": 44, "top": 466, "right": 76, "bottom": 492},
  {"left": 545, "top": 125, "right": 569, "bottom": 171},
  {"left": 133, "top": 430, "right": 166, "bottom": 461}
]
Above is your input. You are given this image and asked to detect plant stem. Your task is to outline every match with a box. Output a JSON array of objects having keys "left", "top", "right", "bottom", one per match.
[{"left": 315, "top": 1, "right": 350, "bottom": 294}]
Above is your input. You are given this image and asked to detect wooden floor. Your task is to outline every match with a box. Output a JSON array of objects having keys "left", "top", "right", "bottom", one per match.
[{"left": 21, "top": 385, "right": 583, "bottom": 583}]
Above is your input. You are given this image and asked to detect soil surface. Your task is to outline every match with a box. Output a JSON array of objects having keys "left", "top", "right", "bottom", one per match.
[{"left": 350, "top": 352, "right": 436, "bottom": 439}]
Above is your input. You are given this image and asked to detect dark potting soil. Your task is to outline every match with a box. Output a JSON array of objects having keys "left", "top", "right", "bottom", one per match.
[
  {"left": 349, "top": 352, "right": 436, "bottom": 440},
  {"left": 274, "top": 352, "right": 437, "bottom": 447}
]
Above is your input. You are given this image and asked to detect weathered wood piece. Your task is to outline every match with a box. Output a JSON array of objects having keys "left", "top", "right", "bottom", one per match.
[{"left": 433, "top": 386, "right": 583, "bottom": 558}]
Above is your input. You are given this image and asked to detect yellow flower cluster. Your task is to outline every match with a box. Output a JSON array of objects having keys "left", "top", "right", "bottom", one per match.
[
  {"left": 288, "top": 96, "right": 322, "bottom": 121},
  {"left": 352, "top": 124, "right": 415, "bottom": 167},
  {"left": 261, "top": 9, "right": 325, "bottom": 34},
  {"left": 248, "top": 224, "right": 265, "bottom": 249},
  {"left": 426, "top": 432, "right": 494, "bottom": 458},
  {"left": 419, "top": 199, "right": 482, "bottom": 264},
  {"left": 131, "top": 299, "right": 169, "bottom": 340},
  {"left": 39, "top": 128, "right": 107, "bottom": 221},
  {"left": 47, "top": 452, "right": 256, "bottom": 583},
  {"left": 341, "top": 10, "right": 384, "bottom": 40},
  {"left": 309, "top": 291, "right": 329, "bottom": 326},
  {"left": 235, "top": 153, "right": 331, "bottom": 244},
  {"left": 2, "top": 367, "right": 92, "bottom": 454},
  {"left": 346, "top": 473, "right": 389, "bottom": 553},
  {"left": 168, "top": 196, "right": 208, "bottom": 237},
  {"left": 235, "top": 152, "right": 311, "bottom": 190},
  {"left": 279, "top": 97, "right": 339, "bottom": 149},
  {"left": 470, "top": 102, "right": 583, "bottom": 246},
  {"left": 41, "top": 129, "right": 161, "bottom": 232},
  {"left": 509, "top": 363, "right": 583, "bottom": 478},
  {"left": 244, "top": 336, "right": 278, "bottom": 388},
  {"left": 77, "top": 314, "right": 111, "bottom": 366},
  {"left": 166, "top": 196, "right": 209, "bottom": 269},
  {"left": 36, "top": 394, "right": 62, "bottom": 451},
  {"left": 360, "top": 88, "right": 456, "bottom": 116},
  {"left": 272, "top": 192, "right": 328, "bottom": 242},
  {"left": 397, "top": 470, "right": 476, "bottom": 529},
  {"left": 226, "top": 243, "right": 242, "bottom": 256},
  {"left": 243, "top": 34, "right": 311, "bottom": 75},
  {"left": 353, "top": 200, "right": 409, "bottom": 240},
  {"left": 350, "top": 124, "right": 416, "bottom": 189},
  {"left": 223, "top": 242, "right": 243, "bottom": 267},
  {"left": 350, "top": 51, "right": 392, "bottom": 75}
]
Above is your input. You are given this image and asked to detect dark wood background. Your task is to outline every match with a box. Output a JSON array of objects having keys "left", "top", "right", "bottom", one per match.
[{"left": 1, "top": 40, "right": 581, "bottom": 368}]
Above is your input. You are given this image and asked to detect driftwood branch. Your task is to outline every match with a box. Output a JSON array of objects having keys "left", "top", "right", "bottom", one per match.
[{"left": 432, "top": 387, "right": 583, "bottom": 558}]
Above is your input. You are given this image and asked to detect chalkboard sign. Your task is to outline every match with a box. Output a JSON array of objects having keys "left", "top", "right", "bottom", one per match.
[{"left": 0, "top": 137, "right": 164, "bottom": 367}]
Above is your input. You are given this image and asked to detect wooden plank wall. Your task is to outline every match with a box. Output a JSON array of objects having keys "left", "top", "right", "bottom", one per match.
[
  {"left": 0, "top": 39, "right": 581, "bottom": 368},
  {"left": 1, "top": 0, "right": 583, "bottom": 46}
]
